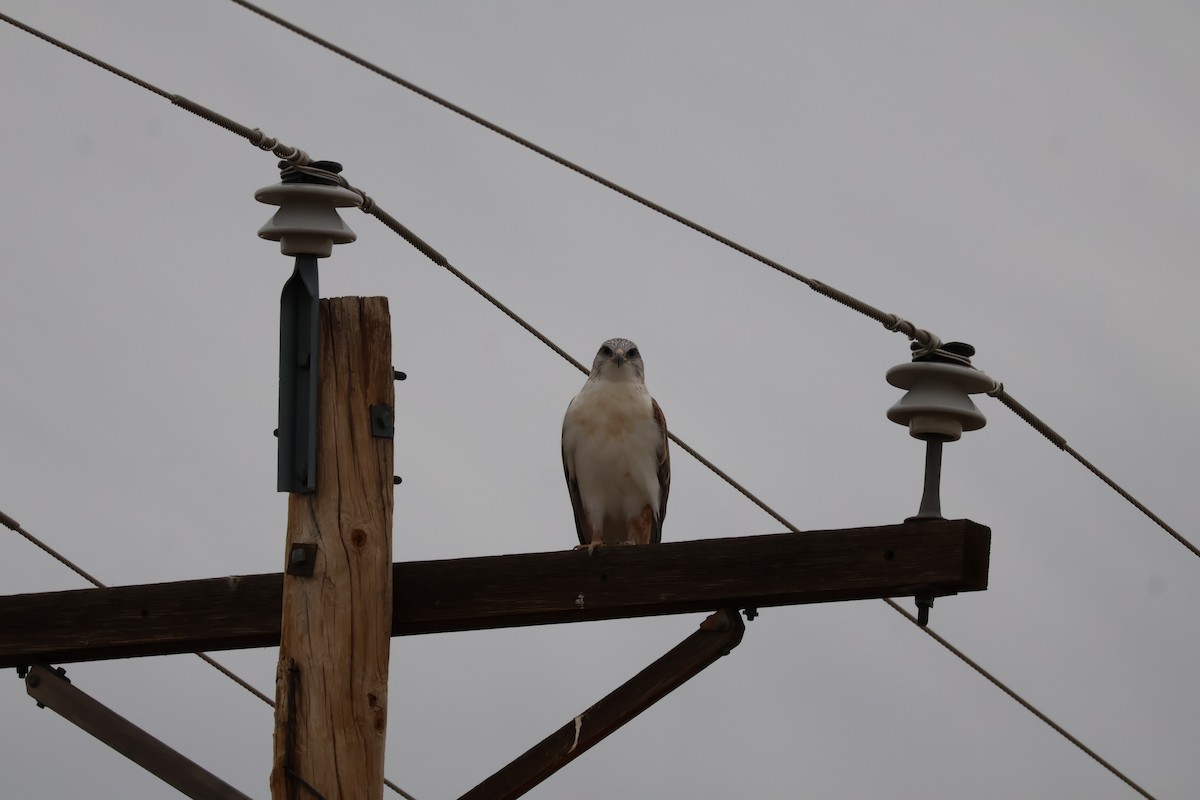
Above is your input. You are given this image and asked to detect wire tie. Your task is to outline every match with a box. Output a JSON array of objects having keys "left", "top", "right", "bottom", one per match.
[{"left": 250, "top": 129, "right": 278, "bottom": 151}]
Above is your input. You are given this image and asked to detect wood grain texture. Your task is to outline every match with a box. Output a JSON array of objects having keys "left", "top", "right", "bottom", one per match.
[
  {"left": 269, "top": 297, "right": 394, "bottom": 800},
  {"left": 0, "top": 520, "right": 989, "bottom": 667},
  {"left": 395, "top": 518, "right": 990, "bottom": 634}
]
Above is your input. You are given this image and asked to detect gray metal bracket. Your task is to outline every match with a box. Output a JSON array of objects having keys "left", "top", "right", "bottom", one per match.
[{"left": 277, "top": 254, "right": 319, "bottom": 493}]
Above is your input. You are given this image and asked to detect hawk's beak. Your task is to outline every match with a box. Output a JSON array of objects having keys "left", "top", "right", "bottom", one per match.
[{"left": 614, "top": 352, "right": 627, "bottom": 367}]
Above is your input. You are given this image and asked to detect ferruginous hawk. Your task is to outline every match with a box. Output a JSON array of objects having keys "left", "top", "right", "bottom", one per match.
[{"left": 562, "top": 338, "right": 670, "bottom": 548}]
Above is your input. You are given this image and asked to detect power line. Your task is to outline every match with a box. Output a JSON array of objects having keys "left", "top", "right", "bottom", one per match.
[
  {"left": 989, "top": 388, "right": 1199, "bottom": 558},
  {"left": 225, "top": 0, "right": 944, "bottom": 351},
  {"left": 5, "top": 8, "right": 1192, "bottom": 564},
  {"left": 884, "top": 599, "right": 1156, "bottom": 800},
  {"left": 0, "top": 14, "right": 1161, "bottom": 798},
  {"left": 0, "top": 510, "right": 267, "bottom": 697},
  {"left": 0, "top": 508, "right": 106, "bottom": 589},
  {"left": 0, "top": 12, "right": 171, "bottom": 100},
  {"left": 223, "top": 0, "right": 1197, "bottom": 562},
  {"left": 8, "top": 6, "right": 1192, "bottom": 561}
]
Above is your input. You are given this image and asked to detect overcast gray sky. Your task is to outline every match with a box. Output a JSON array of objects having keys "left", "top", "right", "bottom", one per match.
[{"left": 2, "top": 2, "right": 1199, "bottom": 798}]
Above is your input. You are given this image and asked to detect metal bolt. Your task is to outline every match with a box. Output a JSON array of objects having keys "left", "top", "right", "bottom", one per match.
[
  {"left": 287, "top": 543, "right": 318, "bottom": 577},
  {"left": 915, "top": 593, "right": 935, "bottom": 627},
  {"left": 370, "top": 404, "right": 395, "bottom": 438}
]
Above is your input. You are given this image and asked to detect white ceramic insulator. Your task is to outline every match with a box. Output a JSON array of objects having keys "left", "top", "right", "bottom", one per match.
[
  {"left": 255, "top": 182, "right": 361, "bottom": 257},
  {"left": 886, "top": 361, "right": 993, "bottom": 441}
]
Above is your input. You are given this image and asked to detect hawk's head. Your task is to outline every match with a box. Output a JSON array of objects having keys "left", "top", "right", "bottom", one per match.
[{"left": 589, "top": 337, "right": 646, "bottom": 384}]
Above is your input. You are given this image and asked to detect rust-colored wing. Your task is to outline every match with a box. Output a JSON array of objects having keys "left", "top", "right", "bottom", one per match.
[{"left": 651, "top": 397, "right": 671, "bottom": 544}]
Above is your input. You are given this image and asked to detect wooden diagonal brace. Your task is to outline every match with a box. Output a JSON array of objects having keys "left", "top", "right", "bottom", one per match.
[
  {"left": 23, "top": 665, "right": 252, "bottom": 800},
  {"left": 459, "top": 608, "right": 746, "bottom": 800}
]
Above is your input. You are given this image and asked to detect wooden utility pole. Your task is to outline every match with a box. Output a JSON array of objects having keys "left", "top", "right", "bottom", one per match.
[{"left": 269, "top": 297, "right": 394, "bottom": 800}]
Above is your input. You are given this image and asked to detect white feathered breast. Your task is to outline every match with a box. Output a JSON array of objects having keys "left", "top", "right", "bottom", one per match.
[{"left": 562, "top": 379, "right": 663, "bottom": 528}]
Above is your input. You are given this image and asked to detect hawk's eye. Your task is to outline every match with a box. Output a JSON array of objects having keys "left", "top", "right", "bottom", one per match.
[
  {"left": 626, "top": 348, "right": 639, "bottom": 360},
  {"left": 599, "top": 345, "right": 613, "bottom": 357}
]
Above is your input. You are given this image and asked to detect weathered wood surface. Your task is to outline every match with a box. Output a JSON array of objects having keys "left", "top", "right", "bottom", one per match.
[
  {"left": 269, "top": 297, "right": 394, "bottom": 800},
  {"left": 400, "top": 518, "right": 989, "bottom": 634},
  {"left": 0, "top": 520, "right": 989, "bottom": 668}
]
